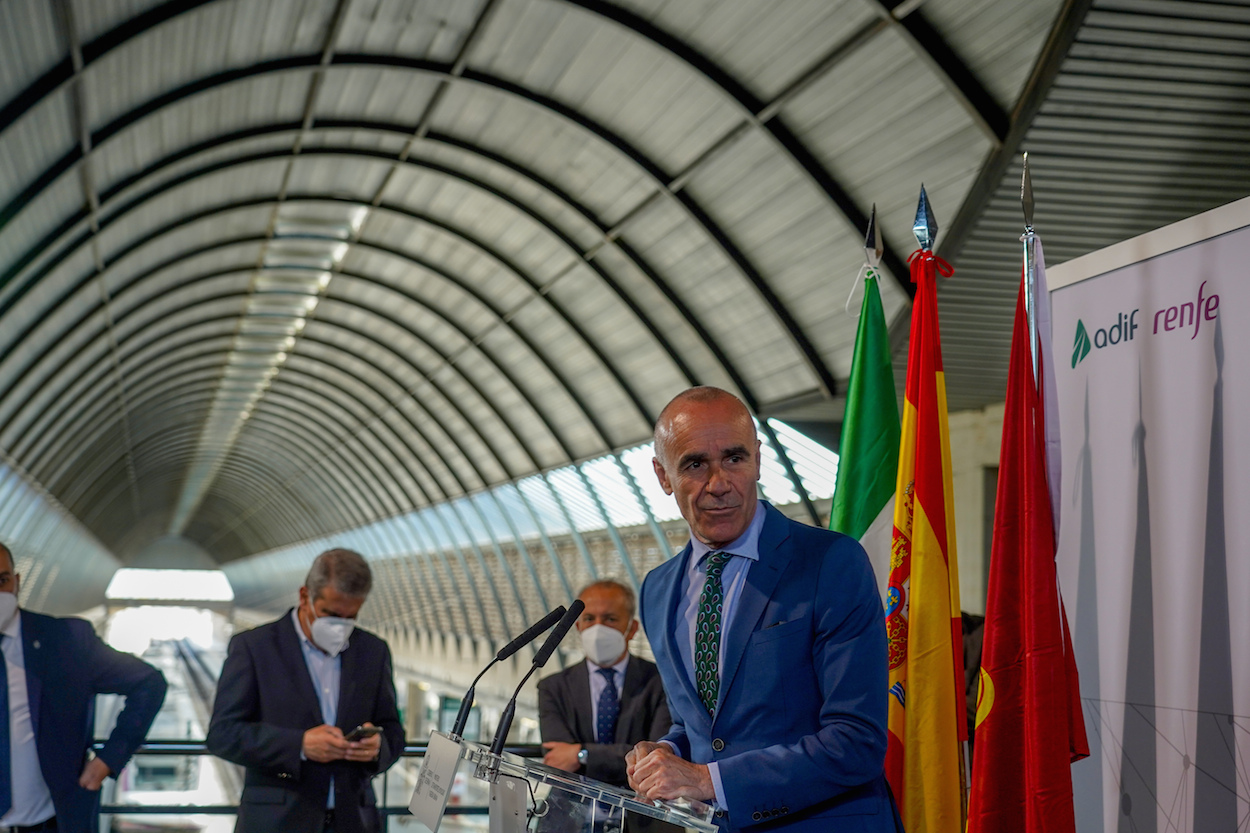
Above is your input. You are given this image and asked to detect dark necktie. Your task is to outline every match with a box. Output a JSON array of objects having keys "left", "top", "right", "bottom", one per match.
[
  {"left": 695, "top": 551, "right": 731, "bottom": 715},
  {"left": 596, "top": 667, "right": 619, "bottom": 745},
  {"left": 0, "top": 634, "right": 11, "bottom": 817}
]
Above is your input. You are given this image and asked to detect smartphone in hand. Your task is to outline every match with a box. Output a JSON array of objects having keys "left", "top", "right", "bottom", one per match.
[{"left": 343, "top": 725, "right": 382, "bottom": 742}]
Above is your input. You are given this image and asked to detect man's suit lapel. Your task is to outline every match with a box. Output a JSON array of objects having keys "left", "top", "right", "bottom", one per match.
[
  {"left": 655, "top": 548, "right": 702, "bottom": 720},
  {"left": 278, "top": 611, "right": 326, "bottom": 726},
  {"left": 716, "top": 505, "right": 792, "bottom": 714},
  {"left": 19, "top": 610, "right": 43, "bottom": 734},
  {"left": 566, "top": 663, "right": 594, "bottom": 741},
  {"left": 617, "top": 656, "right": 646, "bottom": 735}
]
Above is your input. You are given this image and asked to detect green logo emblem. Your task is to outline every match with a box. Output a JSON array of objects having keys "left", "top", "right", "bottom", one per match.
[{"left": 1072, "top": 320, "right": 1092, "bottom": 367}]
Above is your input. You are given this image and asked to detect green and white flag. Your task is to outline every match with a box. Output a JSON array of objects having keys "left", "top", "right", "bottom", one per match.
[{"left": 830, "top": 271, "right": 900, "bottom": 604}]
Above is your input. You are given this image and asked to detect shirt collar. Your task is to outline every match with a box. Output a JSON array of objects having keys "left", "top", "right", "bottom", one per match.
[
  {"left": 586, "top": 652, "right": 629, "bottom": 679},
  {"left": 687, "top": 500, "right": 766, "bottom": 568}
]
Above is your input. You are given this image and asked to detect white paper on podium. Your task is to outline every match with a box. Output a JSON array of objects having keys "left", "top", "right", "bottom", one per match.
[
  {"left": 408, "top": 732, "right": 462, "bottom": 832},
  {"left": 489, "top": 774, "right": 528, "bottom": 833}
]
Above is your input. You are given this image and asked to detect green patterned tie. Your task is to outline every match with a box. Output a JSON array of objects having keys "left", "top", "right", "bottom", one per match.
[{"left": 695, "top": 551, "right": 731, "bottom": 715}]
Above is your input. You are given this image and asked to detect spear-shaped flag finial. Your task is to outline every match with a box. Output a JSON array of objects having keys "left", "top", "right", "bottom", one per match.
[
  {"left": 913, "top": 184, "right": 938, "bottom": 251},
  {"left": 864, "top": 203, "right": 882, "bottom": 267},
  {"left": 1022, "top": 152, "right": 1035, "bottom": 231}
]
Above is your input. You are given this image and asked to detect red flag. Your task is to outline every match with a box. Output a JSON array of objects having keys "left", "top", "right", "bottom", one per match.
[{"left": 966, "top": 273, "right": 1089, "bottom": 833}]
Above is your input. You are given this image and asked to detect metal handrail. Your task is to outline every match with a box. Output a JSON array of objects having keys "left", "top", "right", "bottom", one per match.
[{"left": 96, "top": 739, "right": 544, "bottom": 817}]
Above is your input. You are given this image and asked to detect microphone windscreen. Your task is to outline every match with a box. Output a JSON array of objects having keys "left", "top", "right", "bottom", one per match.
[
  {"left": 496, "top": 605, "right": 567, "bottom": 662},
  {"left": 532, "top": 599, "right": 585, "bottom": 668}
]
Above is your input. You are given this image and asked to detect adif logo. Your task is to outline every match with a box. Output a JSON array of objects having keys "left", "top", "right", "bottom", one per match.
[
  {"left": 1072, "top": 310, "right": 1139, "bottom": 367},
  {"left": 1072, "top": 320, "right": 1091, "bottom": 367}
]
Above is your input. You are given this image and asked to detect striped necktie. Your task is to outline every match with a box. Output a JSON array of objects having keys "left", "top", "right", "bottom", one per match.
[{"left": 694, "top": 551, "right": 731, "bottom": 714}]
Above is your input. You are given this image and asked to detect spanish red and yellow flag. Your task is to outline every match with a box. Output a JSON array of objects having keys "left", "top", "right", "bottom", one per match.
[{"left": 884, "top": 187, "right": 966, "bottom": 832}]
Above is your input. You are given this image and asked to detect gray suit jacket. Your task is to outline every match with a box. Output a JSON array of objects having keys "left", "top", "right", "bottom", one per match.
[{"left": 537, "top": 654, "right": 670, "bottom": 785}]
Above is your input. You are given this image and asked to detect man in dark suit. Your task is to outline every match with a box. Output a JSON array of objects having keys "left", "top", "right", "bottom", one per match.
[
  {"left": 0, "top": 541, "right": 167, "bottom": 833},
  {"left": 207, "top": 548, "right": 403, "bottom": 833},
  {"left": 626, "top": 388, "right": 903, "bottom": 832},
  {"left": 538, "top": 579, "right": 670, "bottom": 786}
]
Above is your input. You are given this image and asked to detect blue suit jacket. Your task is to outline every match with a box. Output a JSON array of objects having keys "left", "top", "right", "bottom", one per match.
[
  {"left": 640, "top": 503, "right": 902, "bottom": 832},
  {"left": 206, "top": 611, "right": 404, "bottom": 833},
  {"left": 18, "top": 609, "right": 168, "bottom": 833}
]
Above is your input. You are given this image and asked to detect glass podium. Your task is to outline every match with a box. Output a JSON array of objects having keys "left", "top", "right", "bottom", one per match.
[{"left": 409, "top": 732, "right": 717, "bottom": 833}]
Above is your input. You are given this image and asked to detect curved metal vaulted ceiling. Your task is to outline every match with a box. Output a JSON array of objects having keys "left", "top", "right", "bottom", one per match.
[{"left": 1, "top": 0, "right": 1247, "bottom": 580}]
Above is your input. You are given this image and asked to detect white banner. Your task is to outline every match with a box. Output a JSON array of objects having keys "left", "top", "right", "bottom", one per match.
[{"left": 1049, "top": 197, "right": 1250, "bottom": 833}]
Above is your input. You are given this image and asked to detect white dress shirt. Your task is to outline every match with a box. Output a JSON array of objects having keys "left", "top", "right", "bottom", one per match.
[
  {"left": 667, "top": 501, "right": 767, "bottom": 808},
  {"left": 1, "top": 612, "right": 56, "bottom": 826}
]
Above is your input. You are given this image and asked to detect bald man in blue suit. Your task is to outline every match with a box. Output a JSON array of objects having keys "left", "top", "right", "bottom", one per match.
[{"left": 627, "top": 388, "right": 902, "bottom": 832}]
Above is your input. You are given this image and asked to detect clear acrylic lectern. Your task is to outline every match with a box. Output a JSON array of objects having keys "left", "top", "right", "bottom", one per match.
[{"left": 409, "top": 731, "right": 717, "bottom": 833}]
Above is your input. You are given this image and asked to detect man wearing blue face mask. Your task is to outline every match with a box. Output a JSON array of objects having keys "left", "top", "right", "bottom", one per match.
[
  {"left": 537, "top": 580, "right": 670, "bottom": 787},
  {"left": 207, "top": 549, "right": 402, "bottom": 833}
]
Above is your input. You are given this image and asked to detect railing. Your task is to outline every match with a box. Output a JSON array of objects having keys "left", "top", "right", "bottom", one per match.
[{"left": 96, "top": 739, "right": 544, "bottom": 818}]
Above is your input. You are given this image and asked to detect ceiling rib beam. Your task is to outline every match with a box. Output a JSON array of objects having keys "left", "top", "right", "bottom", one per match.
[
  {"left": 1, "top": 54, "right": 838, "bottom": 407},
  {"left": 558, "top": 0, "right": 911, "bottom": 301},
  {"left": 3, "top": 240, "right": 569, "bottom": 494},
  {"left": 168, "top": 0, "right": 356, "bottom": 536},
  {"left": 938, "top": 0, "right": 1096, "bottom": 264},
  {"left": 870, "top": 0, "right": 1010, "bottom": 146},
  {"left": 14, "top": 274, "right": 604, "bottom": 532},
  {"left": 51, "top": 0, "right": 143, "bottom": 522},
  {"left": 17, "top": 285, "right": 549, "bottom": 502},
  {"left": 0, "top": 190, "right": 644, "bottom": 463},
  {"left": 4, "top": 118, "right": 791, "bottom": 458}
]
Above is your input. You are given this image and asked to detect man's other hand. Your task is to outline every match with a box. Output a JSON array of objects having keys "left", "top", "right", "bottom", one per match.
[
  {"left": 303, "top": 724, "right": 350, "bottom": 762},
  {"left": 541, "top": 741, "right": 582, "bottom": 772},
  {"left": 78, "top": 757, "right": 111, "bottom": 790},
  {"left": 345, "top": 722, "right": 382, "bottom": 762},
  {"left": 625, "top": 741, "right": 664, "bottom": 790},
  {"left": 628, "top": 744, "right": 714, "bottom": 802}
]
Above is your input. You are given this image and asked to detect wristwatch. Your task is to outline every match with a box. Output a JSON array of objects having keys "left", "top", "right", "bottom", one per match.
[{"left": 577, "top": 747, "right": 588, "bottom": 767}]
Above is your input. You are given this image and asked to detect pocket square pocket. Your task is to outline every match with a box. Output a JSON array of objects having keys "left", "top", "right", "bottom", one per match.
[{"left": 749, "top": 616, "right": 807, "bottom": 644}]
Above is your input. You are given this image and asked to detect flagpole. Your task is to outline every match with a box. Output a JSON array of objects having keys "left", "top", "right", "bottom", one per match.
[
  {"left": 1021, "top": 153, "right": 1039, "bottom": 388},
  {"left": 911, "top": 184, "right": 970, "bottom": 826}
]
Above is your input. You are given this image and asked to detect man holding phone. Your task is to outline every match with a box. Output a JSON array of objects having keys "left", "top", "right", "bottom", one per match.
[{"left": 208, "top": 549, "right": 403, "bottom": 833}]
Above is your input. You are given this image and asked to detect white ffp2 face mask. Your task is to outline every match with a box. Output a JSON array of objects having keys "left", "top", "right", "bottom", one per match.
[
  {"left": 580, "top": 623, "right": 627, "bottom": 667},
  {"left": 308, "top": 610, "right": 355, "bottom": 657}
]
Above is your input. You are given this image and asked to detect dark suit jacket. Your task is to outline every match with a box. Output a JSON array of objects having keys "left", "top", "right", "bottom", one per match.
[
  {"left": 537, "top": 654, "right": 670, "bottom": 786},
  {"left": 18, "top": 609, "right": 167, "bottom": 833},
  {"left": 206, "top": 611, "right": 403, "bottom": 833},
  {"left": 641, "top": 503, "right": 902, "bottom": 832}
]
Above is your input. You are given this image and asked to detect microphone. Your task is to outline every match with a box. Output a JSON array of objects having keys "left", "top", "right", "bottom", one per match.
[
  {"left": 450, "top": 605, "right": 566, "bottom": 739},
  {"left": 489, "top": 599, "right": 585, "bottom": 755}
]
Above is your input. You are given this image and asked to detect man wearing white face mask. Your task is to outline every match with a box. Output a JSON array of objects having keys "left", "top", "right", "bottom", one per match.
[
  {"left": 207, "top": 549, "right": 402, "bottom": 833},
  {"left": 0, "top": 541, "right": 166, "bottom": 833},
  {"left": 538, "top": 580, "right": 670, "bottom": 786}
]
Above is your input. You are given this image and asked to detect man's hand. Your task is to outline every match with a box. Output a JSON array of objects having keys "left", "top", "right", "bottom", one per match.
[
  {"left": 628, "top": 744, "right": 715, "bottom": 802},
  {"left": 344, "top": 722, "right": 382, "bottom": 762},
  {"left": 78, "top": 757, "right": 111, "bottom": 790},
  {"left": 541, "top": 741, "right": 582, "bottom": 772},
  {"left": 303, "top": 724, "right": 351, "bottom": 762},
  {"left": 626, "top": 741, "right": 664, "bottom": 788}
]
